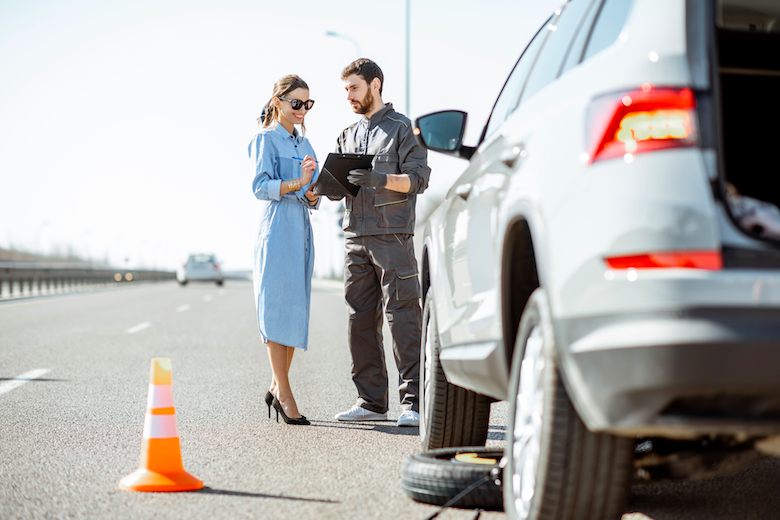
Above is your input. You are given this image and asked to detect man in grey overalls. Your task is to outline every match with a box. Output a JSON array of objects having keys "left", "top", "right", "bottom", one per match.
[{"left": 332, "top": 59, "right": 430, "bottom": 427}]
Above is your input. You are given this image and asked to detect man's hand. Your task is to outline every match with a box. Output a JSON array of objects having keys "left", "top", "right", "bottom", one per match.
[{"left": 347, "top": 169, "right": 387, "bottom": 188}]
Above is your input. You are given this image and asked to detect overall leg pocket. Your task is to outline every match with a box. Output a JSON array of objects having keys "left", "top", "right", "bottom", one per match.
[{"left": 395, "top": 265, "right": 421, "bottom": 302}]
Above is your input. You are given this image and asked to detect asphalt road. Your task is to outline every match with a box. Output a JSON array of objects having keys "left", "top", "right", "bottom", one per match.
[
  {"left": 3, "top": 280, "right": 780, "bottom": 520},
  {"left": 0, "top": 280, "right": 508, "bottom": 520}
]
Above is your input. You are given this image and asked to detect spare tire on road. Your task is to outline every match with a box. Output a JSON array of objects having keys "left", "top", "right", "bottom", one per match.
[{"left": 400, "top": 447, "right": 504, "bottom": 510}]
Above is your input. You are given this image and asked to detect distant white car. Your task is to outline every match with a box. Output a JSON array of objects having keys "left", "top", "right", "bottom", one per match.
[
  {"left": 177, "top": 254, "right": 224, "bottom": 286},
  {"left": 411, "top": 0, "right": 780, "bottom": 518}
]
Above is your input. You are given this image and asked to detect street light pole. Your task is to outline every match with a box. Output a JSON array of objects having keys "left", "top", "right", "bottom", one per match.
[
  {"left": 405, "top": 0, "right": 411, "bottom": 116},
  {"left": 325, "top": 31, "right": 362, "bottom": 59}
]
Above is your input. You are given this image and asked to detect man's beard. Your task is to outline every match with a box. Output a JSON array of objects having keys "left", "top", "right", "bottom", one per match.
[{"left": 353, "top": 89, "right": 374, "bottom": 115}]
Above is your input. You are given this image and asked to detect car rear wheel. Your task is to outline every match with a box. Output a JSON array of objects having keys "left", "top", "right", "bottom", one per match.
[
  {"left": 504, "top": 289, "right": 633, "bottom": 520},
  {"left": 420, "top": 290, "right": 491, "bottom": 450}
]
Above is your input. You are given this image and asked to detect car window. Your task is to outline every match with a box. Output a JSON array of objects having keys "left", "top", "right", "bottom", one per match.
[
  {"left": 483, "top": 17, "right": 550, "bottom": 140},
  {"left": 558, "top": 0, "right": 601, "bottom": 75},
  {"left": 518, "top": 0, "right": 597, "bottom": 104},
  {"left": 189, "top": 254, "right": 215, "bottom": 264},
  {"left": 582, "top": 0, "right": 635, "bottom": 61}
]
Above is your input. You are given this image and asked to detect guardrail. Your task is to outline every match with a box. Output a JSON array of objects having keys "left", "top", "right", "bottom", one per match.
[{"left": 0, "top": 262, "right": 175, "bottom": 300}]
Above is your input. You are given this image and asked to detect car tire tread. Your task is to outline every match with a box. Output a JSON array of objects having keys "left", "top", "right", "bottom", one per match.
[
  {"left": 421, "top": 290, "right": 491, "bottom": 451},
  {"left": 505, "top": 289, "right": 633, "bottom": 520}
]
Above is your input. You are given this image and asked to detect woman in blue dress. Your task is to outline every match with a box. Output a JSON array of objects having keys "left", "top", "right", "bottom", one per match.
[{"left": 249, "top": 75, "right": 320, "bottom": 425}]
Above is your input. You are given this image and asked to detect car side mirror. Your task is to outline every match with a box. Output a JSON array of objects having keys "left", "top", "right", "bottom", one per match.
[{"left": 414, "top": 110, "right": 475, "bottom": 160}]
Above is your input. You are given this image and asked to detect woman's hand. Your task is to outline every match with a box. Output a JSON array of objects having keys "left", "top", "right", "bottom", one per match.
[
  {"left": 300, "top": 155, "right": 316, "bottom": 186},
  {"left": 305, "top": 183, "right": 319, "bottom": 205}
]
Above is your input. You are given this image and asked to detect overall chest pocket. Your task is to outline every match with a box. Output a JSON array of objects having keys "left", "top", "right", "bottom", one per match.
[
  {"left": 371, "top": 154, "right": 408, "bottom": 228},
  {"left": 372, "top": 153, "right": 400, "bottom": 175},
  {"left": 374, "top": 191, "right": 410, "bottom": 228}
]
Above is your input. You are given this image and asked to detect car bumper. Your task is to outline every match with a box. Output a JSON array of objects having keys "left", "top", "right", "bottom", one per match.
[
  {"left": 182, "top": 271, "right": 223, "bottom": 281},
  {"left": 557, "top": 307, "right": 780, "bottom": 438}
]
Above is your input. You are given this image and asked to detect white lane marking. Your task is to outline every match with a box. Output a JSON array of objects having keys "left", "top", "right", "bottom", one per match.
[
  {"left": 126, "top": 322, "right": 151, "bottom": 334},
  {"left": 0, "top": 369, "right": 51, "bottom": 396},
  {"left": 176, "top": 304, "right": 191, "bottom": 312},
  {"left": 218, "top": 290, "right": 227, "bottom": 296},
  {"left": 202, "top": 295, "right": 212, "bottom": 302}
]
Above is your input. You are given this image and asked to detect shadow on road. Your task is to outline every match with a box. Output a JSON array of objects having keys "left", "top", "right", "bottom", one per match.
[
  {"left": 197, "top": 487, "right": 338, "bottom": 503},
  {"left": 306, "top": 420, "right": 420, "bottom": 436},
  {"left": 628, "top": 457, "right": 780, "bottom": 520},
  {"left": 305, "top": 421, "right": 508, "bottom": 440}
]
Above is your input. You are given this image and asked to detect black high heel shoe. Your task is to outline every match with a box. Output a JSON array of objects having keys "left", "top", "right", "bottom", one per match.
[
  {"left": 266, "top": 391, "right": 306, "bottom": 420},
  {"left": 272, "top": 397, "right": 310, "bottom": 425},
  {"left": 264, "top": 391, "right": 274, "bottom": 419}
]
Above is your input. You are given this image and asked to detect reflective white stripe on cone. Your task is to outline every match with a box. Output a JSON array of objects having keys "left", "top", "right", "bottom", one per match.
[{"left": 143, "top": 414, "right": 179, "bottom": 439}]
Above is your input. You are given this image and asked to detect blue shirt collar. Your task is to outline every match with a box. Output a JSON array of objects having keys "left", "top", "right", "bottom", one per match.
[{"left": 271, "top": 123, "right": 303, "bottom": 144}]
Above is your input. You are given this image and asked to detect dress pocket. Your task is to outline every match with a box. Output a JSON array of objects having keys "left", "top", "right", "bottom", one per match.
[
  {"left": 395, "top": 265, "right": 420, "bottom": 301},
  {"left": 278, "top": 157, "right": 295, "bottom": 181}
]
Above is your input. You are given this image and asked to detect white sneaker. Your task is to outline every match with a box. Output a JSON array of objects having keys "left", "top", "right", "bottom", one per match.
[
  {"left": 397, "top": 410, "right": 419, "bottom": 427},
  {"left": 335, "top": 405, "right": 388, "bottom": 421}
]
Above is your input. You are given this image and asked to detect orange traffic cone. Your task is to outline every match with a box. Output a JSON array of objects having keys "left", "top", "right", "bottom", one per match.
[{"left": 119, "top": 358, "right": 203, "bottom": 492}]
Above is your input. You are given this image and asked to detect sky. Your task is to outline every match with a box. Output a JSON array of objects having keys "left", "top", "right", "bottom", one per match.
[{"left": 0, "top": 0, "right": 559, "bottom": 272}]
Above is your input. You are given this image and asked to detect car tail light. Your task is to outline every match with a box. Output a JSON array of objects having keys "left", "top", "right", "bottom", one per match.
[
  {"left": 605, "top": 251, "right": 722, "bottom": 270},
  {"left": 214, "top": 264, "right": 220, "bottom": 270},
  {"left": 587, "top": 86, "right": 698, "bottom": 163}
]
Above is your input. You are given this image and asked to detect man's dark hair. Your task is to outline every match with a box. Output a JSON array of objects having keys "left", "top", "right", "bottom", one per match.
[{"left": 341, "top": 58, "right": 384, "bottom": 95}]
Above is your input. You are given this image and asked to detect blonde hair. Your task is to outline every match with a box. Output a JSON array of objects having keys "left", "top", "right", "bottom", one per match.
[{"left": 258, "top": 75, "right": 310, "bottom": 134}]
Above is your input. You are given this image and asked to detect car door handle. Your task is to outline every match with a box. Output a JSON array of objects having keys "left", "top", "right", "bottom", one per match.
[{"left": 455, "top": 183, "right": 472, "bottom": 200}]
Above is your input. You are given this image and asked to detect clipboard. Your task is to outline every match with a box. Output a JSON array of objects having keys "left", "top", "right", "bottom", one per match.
[{"left": 313, "top": 153, "right": 374, "bottom": 198}]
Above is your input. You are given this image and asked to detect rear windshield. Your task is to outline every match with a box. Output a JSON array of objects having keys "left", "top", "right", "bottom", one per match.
[{"left": 188, "top": 255, "right": 215, "bottom": 264}]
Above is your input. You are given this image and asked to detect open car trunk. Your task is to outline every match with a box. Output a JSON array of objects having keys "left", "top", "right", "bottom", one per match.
[{"left": 716, "top": 1, "right": 780, "bottom": 247}]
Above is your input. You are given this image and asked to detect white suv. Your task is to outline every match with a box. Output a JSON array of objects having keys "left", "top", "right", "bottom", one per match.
[{"left": 413, "top": 0, "right": 780, "bottom": 518}]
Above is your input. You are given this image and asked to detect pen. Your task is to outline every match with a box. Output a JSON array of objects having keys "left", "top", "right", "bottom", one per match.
[{"left": 292, "top": 156, "right": 318, "bottom": 163}]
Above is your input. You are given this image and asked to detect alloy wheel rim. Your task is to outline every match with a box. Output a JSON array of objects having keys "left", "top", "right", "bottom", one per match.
[{"left": 512, "top": 324, "right": 545, "bottom": 518}]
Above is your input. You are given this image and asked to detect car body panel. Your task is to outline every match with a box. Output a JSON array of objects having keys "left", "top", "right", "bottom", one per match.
[
  {"left": 420, "top": 0, "right": 780, "bottom": 437},
  {"left": 432, "top": 0, "right": 698, "bottom": 393}
]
